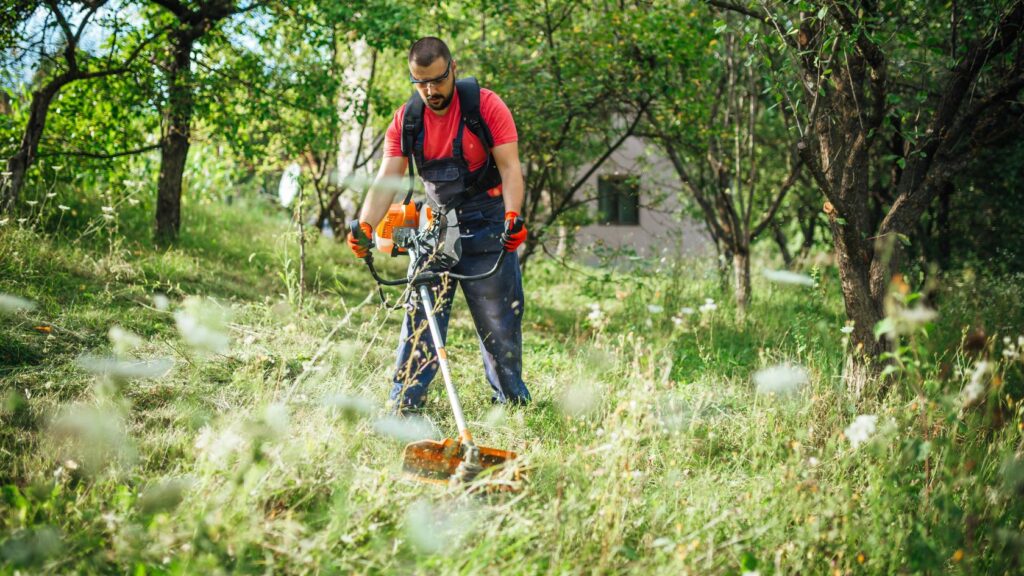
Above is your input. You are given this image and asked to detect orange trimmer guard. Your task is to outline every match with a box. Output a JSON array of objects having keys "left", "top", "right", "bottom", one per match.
[{"left": 402, "top": 437, "right": 520, "bottom": 488}]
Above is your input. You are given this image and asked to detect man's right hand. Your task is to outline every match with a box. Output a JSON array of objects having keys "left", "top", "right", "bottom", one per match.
[{"left": 347, "top": 221, "right": 374, "bottom": 258}]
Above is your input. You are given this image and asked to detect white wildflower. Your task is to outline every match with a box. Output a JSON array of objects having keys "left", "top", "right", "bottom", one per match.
[
  {"left": 372, "top": 415, "right": 438, "bottom": 442},
  {"left": 17, "top": 218, "right": 26, "bottom": 224},
  {"left": 896, "top": 306, "right": 938, "bottom": 326},
  {"left": 1002, "top": 336, "right": 1022, "bottom": 360},
  {"left": 557, "top": 381, "right": 601, "bottom": 417},
  {"left": 0, "top": 218, "right": 8, "bottom": 226},
  {"left": 840, "top": 325, "right": 854, "bottom": 334},
  {"left": 77, "top": 355, "right": 174, "bottom": 380},
  {"left": 263, "top": 403, "right": 289, "bottom": 438},
  {"left": 194, "top": 426, "right": 246, "bottom": 462},
  {"left": 101, "top": 206, "right": 115, "bottom": 213},
  {"left": 152, "top": 294, "right": 170, "bottom": 311},
  {"left": 647, "top": 304, "right": 664, "bottom": 314},
  {"left": 25, "top": 200, "right": 38, "bottom": 206},
  {"left": 108, "top": 326, "right": 143, "bottom": 355},
  {"left": 404, "top": 499, "right": 477, "bottom": 554},
  {"left": 961, "top": 361, "right": 990, "bottom": 407},
  {"left": 586, "top": 303, "right": 604, "bottom": 323},
  {"left": 679, "top": 307, "right": 695, "bottom": 316},
  {"left": 0, "top": 294, "right": 37, "bottom": 315},
  {"left": 844, "top": 415, "right": 878, "bottom": 449},
  {"left": 323, "top": 394, "right": 374, "bottom": 420},
  {"left": 754, "top": 363, "right": 809, "bottom": 395},
  {"left": 671, "top": 316, "right": 684, "bottom": 326},
  {"left": 699, "top": 298, "right": 718, "bottom": 313},
  {"left": 48, "top": 403, "right": 136, "bottom": 474},
  {"left": 174, "top": 298, "right": 230, "bottom": 354},
  {"left": 58, "top": 205, "right": 70, "bottom": 211},
  {"left": 46, "top": 192, "right": 57, "bottom": 198},
  {"left": 762, "top": 269, "right": 815, "bottom": 286}
]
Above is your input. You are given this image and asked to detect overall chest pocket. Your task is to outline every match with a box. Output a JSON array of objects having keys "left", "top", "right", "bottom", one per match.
[{"left": 421, "top": 164, "right": 465, "bottom": 207}]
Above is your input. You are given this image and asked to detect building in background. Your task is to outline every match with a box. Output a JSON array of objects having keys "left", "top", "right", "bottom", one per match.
[{"left": 571, "top": 135, "right": 712, "bottom": 264}]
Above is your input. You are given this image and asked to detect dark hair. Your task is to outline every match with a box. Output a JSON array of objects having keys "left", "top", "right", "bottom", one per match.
[{"left": 408, "top": 37, "right": 451, "bottom": 67}]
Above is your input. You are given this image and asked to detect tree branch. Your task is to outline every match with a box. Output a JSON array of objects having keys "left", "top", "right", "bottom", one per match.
[
  {"left": 751, "top": 155, "right": 803, "bottom": 239},
  {"left": 38, "top": 143, "right": 160, "bottom": 159},
  {"left": 564, "top": 98, "right": 651, "bottom": 199},
  {"left": 705, "top": 0, "right": 764, "bottom": 20}
]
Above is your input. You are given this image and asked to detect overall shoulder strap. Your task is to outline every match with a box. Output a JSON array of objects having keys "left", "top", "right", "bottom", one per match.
[
  {"left": 455, "top": 77, "right": 494, "bottom": 148},
  {"left": 400, "top": 92, "right": 424, "bottom": 205},
  {"left": 401, "top": 92, "right": 425, "bottom": 157}
]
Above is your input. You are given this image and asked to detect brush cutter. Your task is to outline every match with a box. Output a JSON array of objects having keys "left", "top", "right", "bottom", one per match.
[{"left": 349, "top": 204, "right": 518, "bottom": 487}]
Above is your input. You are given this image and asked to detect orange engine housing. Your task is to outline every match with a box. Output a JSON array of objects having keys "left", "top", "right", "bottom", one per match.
[{"left": 375, "top": 203, "right": 432, "bottom": 256}]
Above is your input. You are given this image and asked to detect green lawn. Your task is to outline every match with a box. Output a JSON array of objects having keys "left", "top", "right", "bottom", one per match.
[{"left": 2, "top": 200, "right": 1023, "bottom": 574}]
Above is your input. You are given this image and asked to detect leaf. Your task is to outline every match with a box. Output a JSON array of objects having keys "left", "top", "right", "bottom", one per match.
[
  {"left": 740, "top": 551, "right": 759, "bottom": 571},
  {"left": 874, "top": 318, "right": 895, "bottom": 340},
  {"left": 880, "top": 364, "right": 901, "bottom": 378}
]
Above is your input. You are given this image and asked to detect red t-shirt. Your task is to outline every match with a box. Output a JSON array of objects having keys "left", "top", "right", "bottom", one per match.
[{"left": 385, "top": 87, "right": 517, "bottom": 197}]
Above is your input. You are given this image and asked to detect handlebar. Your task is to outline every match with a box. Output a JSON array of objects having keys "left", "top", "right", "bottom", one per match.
[{"left": 349, "top": 219, "right": 508, "bottom": 288}]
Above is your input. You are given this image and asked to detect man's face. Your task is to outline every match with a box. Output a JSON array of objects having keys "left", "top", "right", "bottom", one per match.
[{"left": 409, "top": 57, "right": 456, "bottom": 112}]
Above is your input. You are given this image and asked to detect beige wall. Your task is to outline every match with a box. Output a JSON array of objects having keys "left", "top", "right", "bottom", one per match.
[{"left": 570, "top": 136, "right": 712, "bottom": 264}]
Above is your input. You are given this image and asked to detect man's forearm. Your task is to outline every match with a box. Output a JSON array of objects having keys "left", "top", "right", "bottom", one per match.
[
  {"left": 502, "top": 172, "right": 524, "bottom": 215},
  {"left": 357, "top": 156, "right": 407, "bottom": 227},
  {"left": 358, "top": 184, "right": 396, "bottom": 227},
  {"left": 492, "top": 142, "right": 524, "bottom": 215}
]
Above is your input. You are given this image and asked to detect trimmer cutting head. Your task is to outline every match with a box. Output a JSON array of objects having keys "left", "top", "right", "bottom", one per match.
[{"left": 402, "top": 437, "right": 519, "bottom": 489}]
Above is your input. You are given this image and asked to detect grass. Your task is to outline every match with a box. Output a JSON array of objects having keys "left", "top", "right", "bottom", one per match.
[{"left": 1, "top": 197, "right": 1024, "bottom": 574}]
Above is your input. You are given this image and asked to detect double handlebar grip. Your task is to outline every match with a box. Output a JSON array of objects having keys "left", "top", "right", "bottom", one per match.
[{"left": 348, "top": 219, "right": 374, "bottom": 258}]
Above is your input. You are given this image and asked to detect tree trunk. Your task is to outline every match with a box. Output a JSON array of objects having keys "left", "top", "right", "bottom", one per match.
[
  {"left": 519, "top": 232, "right": 540, "bottom": 271},
  {"left": 770, "top": 219, "right": 794, "bottom": 268},
  {"left": 732, "top": 249, "right": 751, "bottom": 317},
  {"left": 156, "top": 31, "right": 195, "bottom": 243},
  {"left": 326, "top": 198, "right": 347, "bottom": 238},
  {"left": 798, "top": 211, "right": 816, "bottom": 260},
  {"left": 2, "top": 80, "right": 64, "bottom": 212},
  {"left": 936, "top": 181, "right": 953, "bottom": 269}
]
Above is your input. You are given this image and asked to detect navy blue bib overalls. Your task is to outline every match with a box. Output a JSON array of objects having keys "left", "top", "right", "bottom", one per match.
[{"left": 390, "top": 120, "right": 531, "bottom": 411}]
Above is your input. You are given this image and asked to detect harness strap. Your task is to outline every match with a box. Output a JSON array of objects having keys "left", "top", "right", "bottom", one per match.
[{"left": 399, "top": 76, "right": 502, "bottom": 207}]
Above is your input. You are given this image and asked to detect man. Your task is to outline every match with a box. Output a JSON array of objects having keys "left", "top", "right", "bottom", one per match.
[{"left": 348, "top": 37, "right": 531, "bottom": 412}]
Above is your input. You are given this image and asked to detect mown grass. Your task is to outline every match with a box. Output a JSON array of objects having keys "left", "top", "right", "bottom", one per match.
[{"left": 1, "top": 198, "right": 1023, "bottom": 575}]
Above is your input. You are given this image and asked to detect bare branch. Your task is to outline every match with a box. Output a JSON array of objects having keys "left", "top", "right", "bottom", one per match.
[
  {"left": 46, "top": 1, "right": 78, "bottom": 72},
  {"left": 565, "top": 98, "right": 651, "bottom": 199},
  {"left": 751, "top": 155, "right": 803, "bottom": 239}
]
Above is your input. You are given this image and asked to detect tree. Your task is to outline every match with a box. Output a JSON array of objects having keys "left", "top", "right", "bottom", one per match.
[
  {"left": 707, "top": 0, "right": 1024, "bottom": 394},
  {"left": 457, "top": 0, "right": 704, "bottom": 266},
  {"left": 198, "top": 1, "right": 414, "bottom": 239},
  {"left": 647, "top": 20, "right": 803, "bottom": 314},
  {"left": 150, "top": 0, "right": 251, "bottom": 243},
  {"left": 1, "top": 1, "right": 159, "bottom": 213}
]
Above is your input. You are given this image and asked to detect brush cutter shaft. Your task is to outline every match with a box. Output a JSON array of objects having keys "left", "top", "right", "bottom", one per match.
[{"left": 418, "top": 284, "right": 471, "bottom": 443}]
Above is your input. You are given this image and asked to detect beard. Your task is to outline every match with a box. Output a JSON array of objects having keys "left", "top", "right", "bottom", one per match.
[{"left": 425, "top": 88, "right": 454, "bottom": 111}]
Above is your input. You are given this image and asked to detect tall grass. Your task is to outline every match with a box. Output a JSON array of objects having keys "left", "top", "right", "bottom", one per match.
[{"left": 1, "top": 200, "right": 1023, "bottom": 574}]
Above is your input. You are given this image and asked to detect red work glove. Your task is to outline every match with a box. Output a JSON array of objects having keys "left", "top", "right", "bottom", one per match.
[
  {"left": 347, "top": 221, "right": 374, "bottom": 258},
  {"left": 501, "top": 211, "right": 527, "bottom": 252}
]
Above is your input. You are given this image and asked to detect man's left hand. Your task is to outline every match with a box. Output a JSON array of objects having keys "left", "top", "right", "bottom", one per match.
[{"left": 501, "top": 211, "right": 527, "bottom": 252}]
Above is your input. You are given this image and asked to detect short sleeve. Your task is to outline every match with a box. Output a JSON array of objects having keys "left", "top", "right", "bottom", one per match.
[
  {"left": 480, "top": 89, "right": 518, "bottom": 147},
  {"left": 383, "top": 106, "right": 404, "bottom": 158}
]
